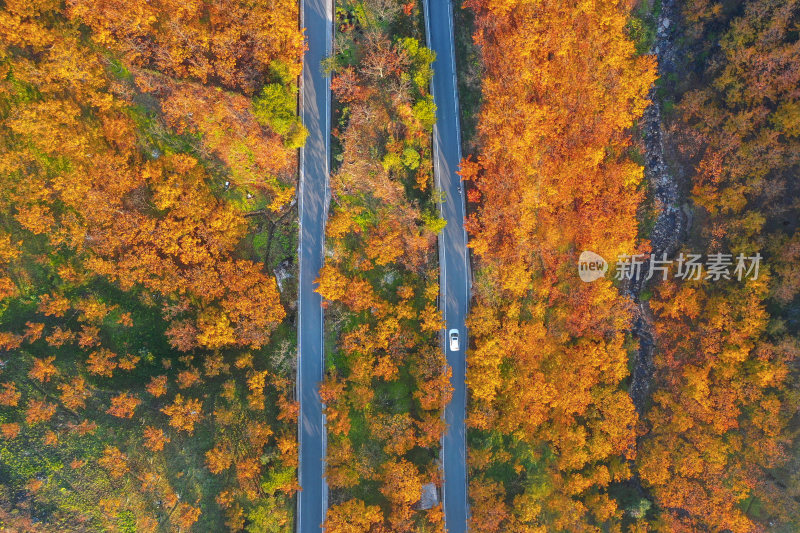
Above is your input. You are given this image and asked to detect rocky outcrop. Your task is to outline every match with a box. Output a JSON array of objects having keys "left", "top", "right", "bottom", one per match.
[
  {"left": 628, "top": 0, "right": 687, "bottom": 414},
  {"left": 414, "top": 483, "right": 440, "bottom": 511}
]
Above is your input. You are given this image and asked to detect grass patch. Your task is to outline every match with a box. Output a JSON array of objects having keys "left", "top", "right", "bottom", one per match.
[
  {"left": 453, "top": 2, "right": 482, "bottom": 154},
  {"left": 626, "top": 0, "right": 662, "bottom": 55}
]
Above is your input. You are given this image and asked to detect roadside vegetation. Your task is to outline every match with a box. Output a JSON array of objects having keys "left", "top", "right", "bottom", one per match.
[
  {"left": 462, "top": 0, "right": 800, "bottom": 531},
  {"left": 637, "top": 1, "right": 800, "bottom": 529},
  {"left": 0, "top": 0, "right": 303, "bottom": 530},
  {"left": 452, "top": 2, "right": 482, "bottom": 155},
  {"left": 461, "top": 0, "right": 656, "bottom": 529},
  {"left": 4, "top": 0, "right": 799, "bottom": 531},
  {"left": 315, "top": 0, "right": 451, "bottom": 529}
]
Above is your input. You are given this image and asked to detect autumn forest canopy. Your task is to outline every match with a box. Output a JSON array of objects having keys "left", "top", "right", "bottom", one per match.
[{"left": 0, "top": 0, "right": 799, "bottom": 531}]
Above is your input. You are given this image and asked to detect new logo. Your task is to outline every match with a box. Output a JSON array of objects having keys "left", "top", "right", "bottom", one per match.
[{"left": 578, "top": 251, "right": 608, "bottom": 282}]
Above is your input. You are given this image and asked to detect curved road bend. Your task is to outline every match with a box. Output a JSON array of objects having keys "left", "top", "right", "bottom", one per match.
[
  {"left": 297, "top": 0, "right": 332, "bottom": 529},
  {"left": 422, "top": 0, "right": 471, "bottom": 530}
]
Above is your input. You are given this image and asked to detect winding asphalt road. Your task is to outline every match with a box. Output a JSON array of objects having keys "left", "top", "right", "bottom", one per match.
[
  {"left": 296, "top": 0, "right": 331, "bottom": 529},
  {"left": 422, "top": 0, "right": 471, "bottom": 530}
]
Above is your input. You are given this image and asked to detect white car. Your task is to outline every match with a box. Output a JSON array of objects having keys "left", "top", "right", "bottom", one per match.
[{"left": 448, "top": 329, "right": 459, "bottom": 351}]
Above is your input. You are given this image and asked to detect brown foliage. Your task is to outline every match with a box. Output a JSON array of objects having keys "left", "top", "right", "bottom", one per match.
[
  {"left": 59, "top": 377, "right": 91, "bottom": 411},
  {"left": 0, "top": 382, "right": 20, "bottom": 407},
  {"left": 161, "top": 394, "right": 203, "bottom": 434},
  {"left": 145, "top": 375, "right": 168, "bottom": 398},
  {"left": 462, "top": 0, "right": 655, "bottom": 528},
  {"left": 636, "top": 1, "right": 800, "bottom": 529},
  {"left": 205, "top": 444, "right": 234, "bottom": 474},
  {"left": 142, "top": 426, "right": 170, "bottom": 452},
  {"left": 324, "top": 499, "right": 384, "bottom": 533},
  {"left": 106, "top": 393, "right": 141, "bottom": 419},
  {"left": 25, "top": 399, "right": 57, "bottom": 425},
  {"left": 98, "top": 446, "right": 129, "bottom": 478}
]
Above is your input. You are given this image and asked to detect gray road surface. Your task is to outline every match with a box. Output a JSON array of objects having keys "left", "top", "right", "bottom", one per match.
[
  {"left": 296, "top": 0, "right": 331, "bottom": 529},
  {"left": 422, "top": 0, "right": 471, "bottom": 530}
]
